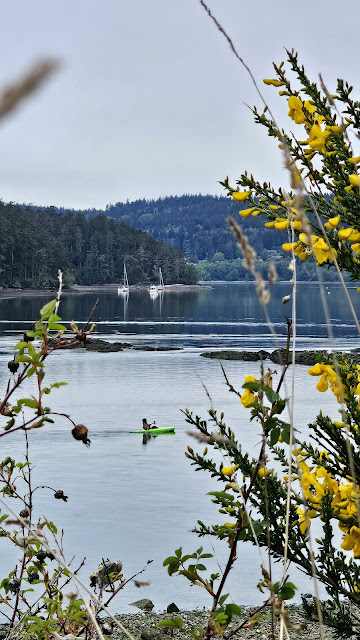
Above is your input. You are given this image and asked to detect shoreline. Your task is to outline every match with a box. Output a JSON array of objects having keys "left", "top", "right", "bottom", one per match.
[
  {"left": 201, "top": 347, "right": 360, "bottom": 365},
  {"left": 92, "top": 606, "right": 337, "bottom": 640},
  {"left": 0, "top": 283, "right": 210, "bottom": 300},
  {"left": 0, "top": 605, "right": 339, "bottom": 639}
]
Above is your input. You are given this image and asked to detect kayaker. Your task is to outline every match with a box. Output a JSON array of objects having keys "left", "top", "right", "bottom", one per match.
[{"left": 142, "top": 418, "right": 154, "bottom": 430}]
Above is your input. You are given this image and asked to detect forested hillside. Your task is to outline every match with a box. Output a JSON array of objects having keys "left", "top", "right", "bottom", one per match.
[
  {"left": 96, "top": 195, "right": 340, "bottom": 281},
  {"left": 0, "top": 202, "right": 197, "bottom": 288}
]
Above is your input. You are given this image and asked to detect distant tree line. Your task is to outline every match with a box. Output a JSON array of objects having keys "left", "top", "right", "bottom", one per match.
[
  {"left": 0, "top": 201, "right": 197, "bottom": 288},
  {"left": 88, "top": 194, "right": 341, "bottom": 281}
]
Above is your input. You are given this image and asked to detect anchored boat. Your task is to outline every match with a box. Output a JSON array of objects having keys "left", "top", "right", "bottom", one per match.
[{"left": 118, "top": 263, "right": 130, "bottom": 295}]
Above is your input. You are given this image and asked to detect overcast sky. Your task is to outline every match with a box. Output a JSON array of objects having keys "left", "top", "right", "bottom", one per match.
[{"left": 0, "top": 0, "right": 359, "bottom": 209}]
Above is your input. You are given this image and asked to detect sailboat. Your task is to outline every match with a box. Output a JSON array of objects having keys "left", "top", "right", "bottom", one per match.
[
  {"left": 149, "top": 267, "right": 165, "bottom": 295},
  {"left": 157, "top": 267, "right": 165, "bottom": 292},
  {"left": 118, "top": 263, "right": 130, "bottom": 295}
]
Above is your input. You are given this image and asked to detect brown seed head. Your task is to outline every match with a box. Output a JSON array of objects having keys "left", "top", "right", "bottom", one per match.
[{"left": 72, "top": 424, "right": 91, "bottom": 447}]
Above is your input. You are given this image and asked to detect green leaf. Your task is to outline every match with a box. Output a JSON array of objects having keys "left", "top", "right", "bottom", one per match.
[
  {"left": 264, "top": 387, "right": 280, "bottom": 404},
  {"left": 270, "top": 427, "right": 280, "bottom": 446},
  {"left": 242, "top": 381, "right": 261, "bottom": 391},
  {"left": 281, "top": 428, "right": 290, "bottom": 444},
  {"left": 48, "top": 323, "right": 66, "bottom": 332},
  {"left": 178, "top": 569, "right": 198, "bottom": 582},
  {"left": 272, "top": 399, "right": 286, "bottom": 415},
  {"left": 273, "top": 581, "right": 280, "bottom": 594},
  {"left": 50, "top": 382, "right": 67, "bottom": 389},
  {"left": 208, "top": 491, "right": 234, "bottom": 501},
  {"left": 199, "top": 553, "right": 213, "bottom": 559},
  {"left": 218, "top": 594, "right": 229, "bottom": 606},
  {"left": 14, "top": 341, "right": 30, "bottom": 350},
  {"left": 163, "top": 556, "right": 179, "bottom": 567},
  {"left": 279, "top": 583, "right": 297, "bottom": 600},
  {"left": 175, "top": 548, "right": 182, "bottom": 558},
  {"left": 225, "top": 603, "right": 242, "bottom": 617},
  {"left": 196, "top": 564, "right": 206, "bottom": 571},
  {"left": 15, "top": 355, "right": 32, "bottom": 363},
  {"left": 40, "top": 299, "right": 56, "bottom": 318},
  {"left": 158, "top": 618, "right": 183, "bottom": 629}
]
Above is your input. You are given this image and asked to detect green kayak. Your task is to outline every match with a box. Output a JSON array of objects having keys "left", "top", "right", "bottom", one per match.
[{"left": 133, "top": 427, "right": 175, "bottom": 435}]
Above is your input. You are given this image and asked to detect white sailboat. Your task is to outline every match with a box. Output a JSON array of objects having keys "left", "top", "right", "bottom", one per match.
[
  {"left": 118, "top": 263, "right": 130, "bottom": 295},
  {"left": 157, "top": 267, "right": 165, "bottom": 292},
  {"left": 149, "top": 267, "right": 165, "bottom": 295}
]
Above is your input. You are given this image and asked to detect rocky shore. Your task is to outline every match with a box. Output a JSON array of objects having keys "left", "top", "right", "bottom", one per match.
[
  {"left": 97, "top": 606, "right": 340, "bottom": 640},
  {"left": 49, "top": 337, "right": 182, "bottom": 353},
  {"left": 201, "top": 348, "right": 360, "bottom": 366}
]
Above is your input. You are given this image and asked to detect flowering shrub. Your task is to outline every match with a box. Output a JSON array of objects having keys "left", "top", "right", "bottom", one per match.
[{"left": 165, "top": 50, "right": 360, "bottom": 638}]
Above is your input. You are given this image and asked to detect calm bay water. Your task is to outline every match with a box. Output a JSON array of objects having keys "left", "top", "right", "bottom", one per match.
[{"left": 0, "top": 282, "right": 359, "bottom": 611}]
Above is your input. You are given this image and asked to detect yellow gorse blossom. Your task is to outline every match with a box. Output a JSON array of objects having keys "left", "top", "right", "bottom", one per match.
[
  {"left": 324, "top": 216, "right": 340, "bottom": 230},
  {"left": 282, "top": 233, "right": 336, "bottom": 265},
  {"left": 221, "top": 465, "right": 239, "bottom": 477},
  {"left": 239, "top": 207, "right": 255, "bottom": 217},
  {"left": 349, "top": 174, "right": 360, "bottom": 187},
  {"left": 288, "top": 96, "right": 305, "bottom": 124},
  {"left": 257, "top": 468, "right": 270, "bottom": 477},
  {"left": 232, "top": 191, "right": 251, "bottom": 202},
  {"left": 308, "top": 363, "right": 345, "bottom": 402},
  {"left": 307, "top": 124, "right": 331, "bottom": 153},
  {"left": 263, "top": 78, "right": 284, "bottom": 87},
  {"left": 304, "top": 100, "right": 315, "bottom": 114},
  {"left": 240, "top": 375, "right": 258, "bottom": 408}
]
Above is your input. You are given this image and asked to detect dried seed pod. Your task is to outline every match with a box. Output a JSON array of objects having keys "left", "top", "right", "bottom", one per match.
[
  {"left": 89, "top": 571, "right": 98, "bottom": 587},
  {"left": 7, "top": 360, "right": 19, "bottom": 374},
  {"left": 9, "top": 578, "right": 20, "bottom": 594},
  {"left": 19, "top": 509, "right": 30, "bottom": 519},
  {"left": 36, "top": 551, "right": 47, "bottom": 563},
  {"left": 54, "top": 490, "right": 68, "bottom": 502},
  {"left": 28, "top": 571, "right": 39, "bottom": 583},
  {"left": 71, "top": 424, "right": 91, "bottom": 447}
]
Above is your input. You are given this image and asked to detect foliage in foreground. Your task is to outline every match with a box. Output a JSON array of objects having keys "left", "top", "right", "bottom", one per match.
[
  {"left": 164, "top": 51, "right": 360, "bottom": 639},
  {"left": 0, "top": 288, "right": 149, "bottom": 639}
]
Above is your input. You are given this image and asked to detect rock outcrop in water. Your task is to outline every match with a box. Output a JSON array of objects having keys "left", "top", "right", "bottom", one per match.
[
  {"left": 49, "top": 337, "right": 181, "bottom": 352},
  {"left": 201, "top": 348, "right": 360, "bottom": 365}
]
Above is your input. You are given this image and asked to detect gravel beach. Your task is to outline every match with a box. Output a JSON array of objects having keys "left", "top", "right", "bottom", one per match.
[{"left": 99, "top": 606, "right": 342, "bottom": 640}]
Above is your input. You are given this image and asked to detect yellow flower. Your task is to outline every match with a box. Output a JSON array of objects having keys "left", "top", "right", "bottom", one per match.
[
  {"left": 349, "top": 156, "right": 360, "bottom": 165},
  {"left": 282, "top": 242, "right": 297, "bottom": 253},
  {"left": 224, "top": 522, "right": 235, "bottom": 528},
  {"left": 296, "top": 507, "right": 310, "bottom": 534},
  {"left": 263, "top": 78, "right": 284, "bottom": 87},
  {"left": 351, "top": 243, "right": 360, "bottom": 254},
  {"left": 269, "top": 204, "right": 281, "bottom": 211},
  {"left": 338, "top": 227, "right": 354, "bottom": 242},
  {"left": 221, "top": 465, "right": 239, "bottom": 477},
  {"left": 307, "top": 123, "right": 330, "bottom": 152},
  {"left": 349, "top": 174, "right": 360, "bottom": 187},
  {"left": 240, "top": 375, "right": 257, "bottom": 408},
  {"left": 304, "top": 100, "right": 316, "bottom": 113},
  {"left": 274, "top": 219, "right": 289, "bottom": 230},
  {"left": 324, "top": 216, "right": 340, "bottom": 230},
  {"left": 308, "top": 363, "right": 323, "bottom": 376},
  {"left": 232, "top": 191, "right": 251, "bottom": 202},
  {"left": 239, "top": 208, "right": 255, "bottom": 217},
  {"left": 257, "top": 468, "right": 270, "bottom": 477},
  {"left": 325, "top": 125, "right": 343, "bottom": 134},
  {"left": 241, "top": 389, "right": 255, "bottom": 407},
  {"left": 341, "top": 526, "right": 360, "bottom": 558},
  {"left": 288, "top": 96, "right": 305, "bottom": 124}
]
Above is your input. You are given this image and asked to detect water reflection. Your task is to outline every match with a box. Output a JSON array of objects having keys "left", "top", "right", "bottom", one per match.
[{"left": 0, "top": 283, "right": 359, "bottom": 350}]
